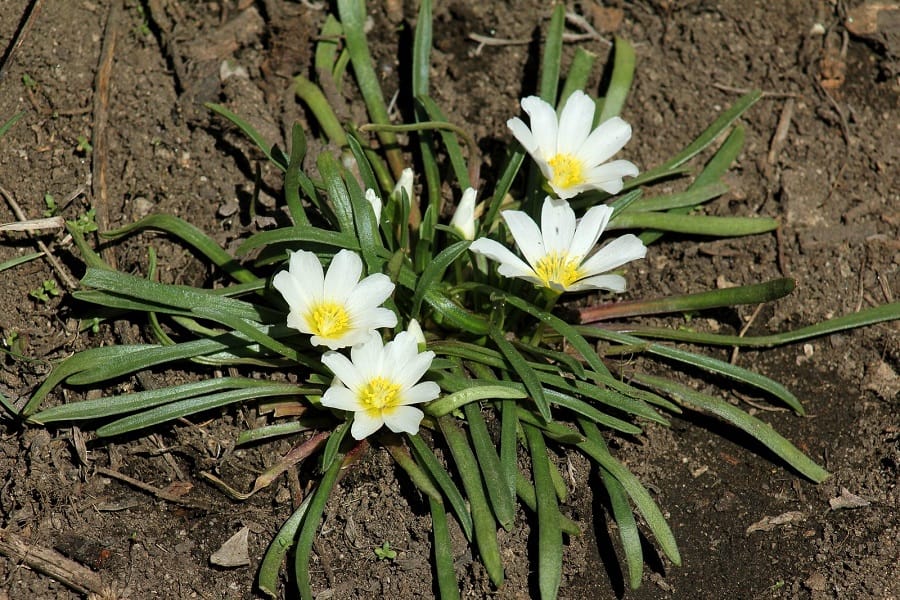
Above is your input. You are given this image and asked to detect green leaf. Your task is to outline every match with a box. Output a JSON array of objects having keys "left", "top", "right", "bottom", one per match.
[
  {"left": 633, "top": 373, "right": 830, "bottom": 482},
  {"left": 236, "top": 225, "right": 360, "bottom": 256},
  {"left": 206, "top": 102, "right": 287, "bottom": 170},
  {"left": 597, "top": 37, "right": 635, "bottom": 122},
  {"left": 539, "top": 4, "right": 566, "bottom": 103},
  {"left": 317, "top": 152, "right": 354, "bottom": 234},
  {"left": 412, "top": 242, "right": 470, "bottom": 316},
  {"left": 100, "top": 214, "right": 254, "bottom": 284},
  {"left": 423, "top": 288, "right": 491, "bottom": 335},
  {"left": 429, "top": 496, "right": 461, "bottom": 600},
  {"left": 438, "top": 416, "right": 504, "bottom": 586},
  {"left": 321, "top": 420, "right": 350, "bottom": 473},
  {"left": 426, "top": 383, "right": 526, "bottom": 417},
  {"left": 259, "top": 494, "right": 312, "bottom": 598},
  {"left": 463, "top": 402, "right": 516, "bottom": 530},
  {"left": 295, "top": 449, "right": 344, "bottom": 600},
  {"left": 523, "top": 424, "right": 562, "bottom": 600},
  {"left": 489, "top": 329, "right": 550, "bottom": 421},
  {"left": 609, "top": 211, "right": 778, "bottom": 237},
  {"left": 96, "top": 383, "right": 302, "bottom": 437},
  {"left": 407, "top": 433, "right": 474, "bottom": 541},
  {"left": 284, "top": 122, "right": 311, "bottom": 226}
]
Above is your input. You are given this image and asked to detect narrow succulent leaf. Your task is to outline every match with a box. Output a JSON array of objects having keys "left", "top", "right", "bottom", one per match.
[
  {"left": 237, "top": 421, "right": 312, "bottom": 446},
  {"left": 407, "top": 433, "right": 474, "bottom": 541},
  {"left": 620, "top": 301, "right": 900, "bottom": 348},
  {"left": 80, "top": 268, "right": 270, "bottom": 322},
  {"left": 580, "top": 420, "right": 643, "bottom": 589},
  {"left": 633, "top": 373, "right": 830, "bottom": 482},
  {"left": 343, "top": 167, "right": 385, "bottom": 273},
  {"left": 429, "top": 496, "right": 461, "bottom": 600},
  {"left": 96, "top": 384, "right": 302, "bottom": 437},
  {"left": 29, "top": 377, "right": 287, "bottom": 423},
  {"left": 190, "top": 307, "right": 309, "bottom": 366},
  {"left": 22, "top": 344, "right": 157, "bottom": 415},
  {"left": 581, "top": 327, "right": 804, "bottom": 414},
  {"left": 516, "top": 409, "right": 584, "bottom": 444},
  {"left": 423, "top": 288, "right": 491, "bottom": 334},
  {"left": 499, "top": 398, "right": 519, "bottom": 518},
  {"left": 205, "top": 102, "right": 288, "bottom": 170},
  {"left": 384, "top": 436, "right": 443, "bottom": 503},
  {"left": 619, "top": 182, "right": 729, "bottom": 213},
  {"left": 412, "top": 241, "right": 470, "bottom": 315},
  {"left": 294, "top": 75, "right": 349, "bottom": 148},
  {"left": 662, "top": 90, "right": 761, "bottom": 171},
  {"left": 321, "top": 420, "right": 351, "bottom": 474},
  {"left": 482, "top": 151, "right": 525, "bottom": 236},
  {"left": 336, "top": 0, "right": 404, "bottom": 176},
  {"left": 514, "top": 473, "right": 581, "bottom": 536},
  {"left": 417, "top": 96, "right": 472, "bottom": 189},
  {"left": 0, "top": 251, "right": 44, "bottom": 272},
  {"left": 258, "top": 494, "right": 312, "bottom": 598},
  {"left": 523, "top": 424, "right": 563, "bottom": 600},
  {"left": 559, "top": 48, "right": 596, "bottom": 107},
  {"left": 543, "top": 389, "right": 644, "bottom": 435},
  {"left": 597, "top": 37, "right": 635, "bottom": 122},
  {"left": 345, "top": 132, "right": 380, "bottom": 194},
  {"left": 412, "top": 0, "right": 432, "bottom": 96},
  {"left": 511, "top": 340, "right": 585, "bottom": 379},
  {"left": 608, "top": 211, "right": 778, "bottom": 237},
  {"left": 537, "top": 371, "right": 666, "bottom": 425},
  {"left": 489, "top": 329, "right": 550, "bottom": 421},
  {"left": 285, "top": 122, "right": 311, "bottom": 226},
  {"left": 295, "top": 449, "right": 345, "bottom": 600},
  {"left": 579, "top": 278, "right": 795, "bottom": 323},
  {"left": 318, "top": 152, "right": 355, "bottom": 234},
  {"left": 539, "top": 4, "right": 566, "bottom": 103},
  {"left": 463, "top": 402, "right": 516, "bottom": 530},
  {"left": 576, "top": 436, "right": 682, "bottom": 567},
  {"left": 0, "top": 111, "right": 25, "bottom": 137},
  {"left": 438, "top": 417, "right": 504, "bottom": 586},
  {"left": 426, "top": 384, "right": 526, "bottom": 418},
  {"left": 492, "top": 290, "right": 613, "bottom": 378},
  {"left": 236, "top": 225, "right": 360, "bottom": 256}
]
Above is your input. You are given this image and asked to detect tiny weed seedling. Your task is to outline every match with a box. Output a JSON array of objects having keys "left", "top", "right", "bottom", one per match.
[
  {"left": 374, "top": 542, "right": 397, "bottom": 561},
  {"left": 30, "top": 279, "right": 60, "bottom": 303}
]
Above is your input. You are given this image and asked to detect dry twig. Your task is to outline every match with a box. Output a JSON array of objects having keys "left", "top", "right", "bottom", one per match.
[{"left": 0, "top": 529, "right": 105, "bottom": 595}]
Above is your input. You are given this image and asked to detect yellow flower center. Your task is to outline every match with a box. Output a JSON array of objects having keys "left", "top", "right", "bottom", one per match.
[
  {"left": 547, "top": 153, "right": 585, "bottom": 189},
  {"left": 308, "top": 301, "right": 351, "bottom": 339},
  {"left": 533, "top": 251, "right": 582, "bottom": 289},
  {"left": 359, "top": 377, "right": 403, "bottom": 415}
]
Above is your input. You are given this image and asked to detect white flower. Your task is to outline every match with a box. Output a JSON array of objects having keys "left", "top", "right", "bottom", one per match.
[
  {"left": 449, "top": 187, "right": 478, "bottom": 240},
  {"left": 507, "top": 90, "right": 639, "bottom": 199},
  {"left": 320, "top": 331, "right": 440, "bottom": 439},
  {"left": 365, "top": 188, "right": 383, "bottom": 226},
  {"left": 392, "top": 167, "right": 414, "bottom": 202},
  {"left": 469, "top": 196, "right": 647, "bottom": 293},
  {"left": 273, "top": 249, "right": 397, "bottom": 350}
]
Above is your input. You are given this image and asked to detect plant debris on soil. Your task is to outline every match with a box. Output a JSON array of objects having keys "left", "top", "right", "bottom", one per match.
[{"left": 0, "top": 1, "right": 897, "bottom": 599}]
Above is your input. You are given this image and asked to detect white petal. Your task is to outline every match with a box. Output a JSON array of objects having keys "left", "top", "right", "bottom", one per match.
[
  {"left": 324, "top": 249, "right": 362, "bottom": 302},
  {"left": 274, "top": 251, "right": 323, "bottom": 310},
  {"left": 365, "top": 188, "right": 383, "bottom": 226},
  {"left": 507, "top": 117, "right": 538, "bottom": 155},
  {"left": 520, "top": 96, "right": 558, "bottom": 156},
  {"left": 579, "top": 234, "right": 647, "bottom": 276},
  {"left": 501, "top": 209, "right": 545, "bottom": 268},
  {"left": 569, "top": 204, "right": 613, "bottom": 260},
  {"left": 585, "top": 160, "right": 640, "bottom": 195},
  {"left": 383, "top": 332, "right": 419, "bottom": 377},
  {"left": 407, "top": 319, "right": 426, "bottom": 347},
  {"left": 450, "top": 187, "right": 477, "bottom": 240},
  {"left": 345, "top": 273, "right": 395, "bottom": 314},
  {"left": 321, "top": 351, "right": 365, "bottom": 391},
  {"left": 358, "top": 307, "right": 398, "bottom": 331},
  {"left": 392, "top": 351, "right": 434, "bottom": 389},
  {"left": 382, "top": 405, "right": 424, "bottom": 435},
  {"left": 567, "top": 274, "right": 627, "bottom": 292},
  {"left": 311, "top": 331, "right": 362, "bottom": 350},
  {"left": 556, "top": 91, "right": 595, "bottom": 154},
  {"left": 401, "top": 381, "right": 441, "bottom": 406},
  {"left": 548, "top": 181, "right": 584, "bottom": 201},
  {"left": 320, "top": 386, "right": 362, "bottom": 412},
  {"left": 349, "top": 332, "right": 386, "bottom": 379},
  {"left": 469, "top": 238, "right": 536, "bottom": 280},
  {"left": 577, "top": 116, "right": 633, "bottom": 167},
  {"left": 285, "top": 309, "right": 314, "bottom": 335},
  {"left": 540, "top": 197, "right": 577, "bottom": 254},
  {"left": 350, "top": 411, "right": 384, "bottom": 440}
]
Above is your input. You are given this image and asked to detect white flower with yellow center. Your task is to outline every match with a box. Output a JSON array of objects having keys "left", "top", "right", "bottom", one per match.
[
  {"left": 272, "top": 249, "right": 397, "bottom": 350},
  {"left": 320, "top": 331, "right": 440, "bottom": 440},
  {"left": 507, "top": 90, "right": 639, "bottom": 199},
  {"left": 469, "top": 196, "right": 647, "bottom": 293}
]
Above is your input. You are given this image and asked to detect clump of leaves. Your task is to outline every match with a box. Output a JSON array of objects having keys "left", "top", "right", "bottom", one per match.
[{"left": 16, "top": 2, "right": 898, "bottom": 600}]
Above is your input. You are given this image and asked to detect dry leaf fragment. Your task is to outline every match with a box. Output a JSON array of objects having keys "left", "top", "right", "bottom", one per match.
[
  {"left": 746, "top": 510, "right": 806, "bottom": 534},
  {"left": 209, "top": 526, "right": 250, "bottom": 568},
  {"left": 829, "top": 487, "right": 871, "bottom": 510}
]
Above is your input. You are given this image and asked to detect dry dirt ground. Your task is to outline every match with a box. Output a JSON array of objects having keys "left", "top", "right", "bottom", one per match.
[{"left": 0, "top": 1, "right": 898, "bottom": 599}]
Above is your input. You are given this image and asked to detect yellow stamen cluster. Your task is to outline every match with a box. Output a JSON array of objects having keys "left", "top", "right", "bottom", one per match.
[
  {"left": 547, "top": 153, "right": 585, "bottom": 189},
  {"left": 359, "top": 377, "right": 403, "bottom": 415},
  {"left": 309, "top": 302, "right": 351, "bottom": 339},
  {"left": 534, "top": 252, "right": 582, "bottom": 289}
]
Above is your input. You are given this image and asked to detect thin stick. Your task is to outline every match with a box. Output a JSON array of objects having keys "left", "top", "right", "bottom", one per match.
[
  {"left": 712, "top": 83, "right": 805, "bottom": 99},
  {"left": 0, "top": 529, "right": 105, "bottom": 595},
  {"left": 92, "top": 0, "right": 123, "bottom": 270},
  {"left": 0, "top": 184, "right": 78, "bottom": 290},
  {"left": 767, "top": 98, "right": 795, "bottom": 165},
  {"left": 730, "top": 302, "right": 765, "bottom": 364},
  {"left": 94, "top": 466, "right": 212, "bottom": 510},
  {"left": 0, "top": 216, "right": 65, "bottom": 233},
  {"left": 0, "top": 0, "right": 45, "bottom": 81}
]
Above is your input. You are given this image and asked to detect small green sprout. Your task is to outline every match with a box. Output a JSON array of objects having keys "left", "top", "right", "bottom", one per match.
[
  {"left": 22, "top": 74, "right": 37, "bottom": 89},
  {"left": 30, "top": 279, "right": 60, "bottom": 303},
  {"left": 68, "top": 208, "right": 98, "bottom": 234},
  {"left": 76, "top": 135, "right": 93, "bottom": 154},
  {"left": 43, "top": 193, "right": 58, "bottom": 217},
  {"left": 373, "top": 541, "right": 397, "bottom": 561}
]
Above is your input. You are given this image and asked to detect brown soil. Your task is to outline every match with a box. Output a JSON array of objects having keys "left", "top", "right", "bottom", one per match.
[{"left": 1, "top": 1, "right": 898, "bottom": 599}]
